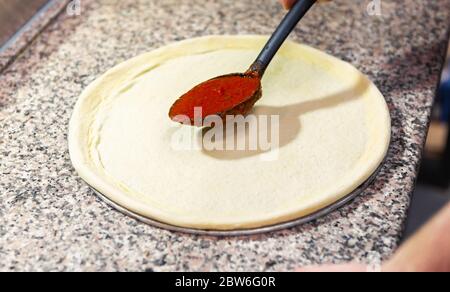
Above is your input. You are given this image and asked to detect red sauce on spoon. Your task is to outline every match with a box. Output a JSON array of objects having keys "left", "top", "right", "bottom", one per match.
[{"left": 169, "top": 73, "right": 261, "bottom": 125}]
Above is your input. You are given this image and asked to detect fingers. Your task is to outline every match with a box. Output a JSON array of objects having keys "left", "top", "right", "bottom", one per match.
[
  {"left": 279, "top": 0, "right": 331, "bottom": 10},
  {"left": 297, "top": 263, "right": 369, "bottom": 272},
  {"left": 278, "top": 0, "right": 297, "bottom": 10},
  {"left": 383, "top": 203, "right": 450, "bottom": 272}
]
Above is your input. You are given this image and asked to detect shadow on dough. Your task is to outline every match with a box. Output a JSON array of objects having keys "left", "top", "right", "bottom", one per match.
[{"left": 200, "top": 75, "right": 371, "bottom": 160}]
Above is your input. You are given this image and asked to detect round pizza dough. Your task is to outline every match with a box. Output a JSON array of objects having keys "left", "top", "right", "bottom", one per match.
[{"left": 69, "top": 35, "right": 391, "bottom": 230}]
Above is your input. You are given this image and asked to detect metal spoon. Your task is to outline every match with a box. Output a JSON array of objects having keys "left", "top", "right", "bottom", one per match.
[{"left": 169, "top": 0, "right": 317, "bottom": 125}]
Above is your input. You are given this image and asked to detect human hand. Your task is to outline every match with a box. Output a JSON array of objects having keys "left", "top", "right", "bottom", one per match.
[
  {"left": 278, "top": 0, "right": 331, "bottom": 10},
  {"left": 298, "top": 203, "right": 450, "bottom": 272}
]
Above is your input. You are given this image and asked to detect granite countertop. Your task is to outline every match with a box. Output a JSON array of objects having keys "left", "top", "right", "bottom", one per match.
[{"left": 0, "top": 0, "right": 449, "bottom": 272}]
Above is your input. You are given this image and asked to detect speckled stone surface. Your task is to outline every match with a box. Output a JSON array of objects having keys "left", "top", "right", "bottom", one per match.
[
  {"left": 0, "top": 0, "right": 70, "bottom": 73},
  {"left": 0, "top": 0, "right": 449, "bottom": 272}
]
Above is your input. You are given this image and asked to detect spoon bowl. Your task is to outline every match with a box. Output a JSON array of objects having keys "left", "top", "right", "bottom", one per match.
[{"left": 169, "top": 72, "right": 262, "bottom": 125}]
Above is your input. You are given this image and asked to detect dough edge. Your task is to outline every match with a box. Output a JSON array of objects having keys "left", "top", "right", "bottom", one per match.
[{"left": 68, "top": 35, "right": 391, "bottom": 230}]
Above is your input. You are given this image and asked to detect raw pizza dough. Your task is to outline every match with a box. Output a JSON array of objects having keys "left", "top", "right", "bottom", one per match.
[{"left": 69, "top": 35, "right": 391, "bottom": 230}]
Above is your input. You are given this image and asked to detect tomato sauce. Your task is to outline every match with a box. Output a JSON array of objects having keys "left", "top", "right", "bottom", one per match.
[{"left": 169, "top": 74, "right": 261, "bottom": 124}]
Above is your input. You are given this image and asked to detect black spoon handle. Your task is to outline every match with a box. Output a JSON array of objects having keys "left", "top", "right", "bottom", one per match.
[{"left": 249, "top": 0, "right": 316, "bottom": 77}]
